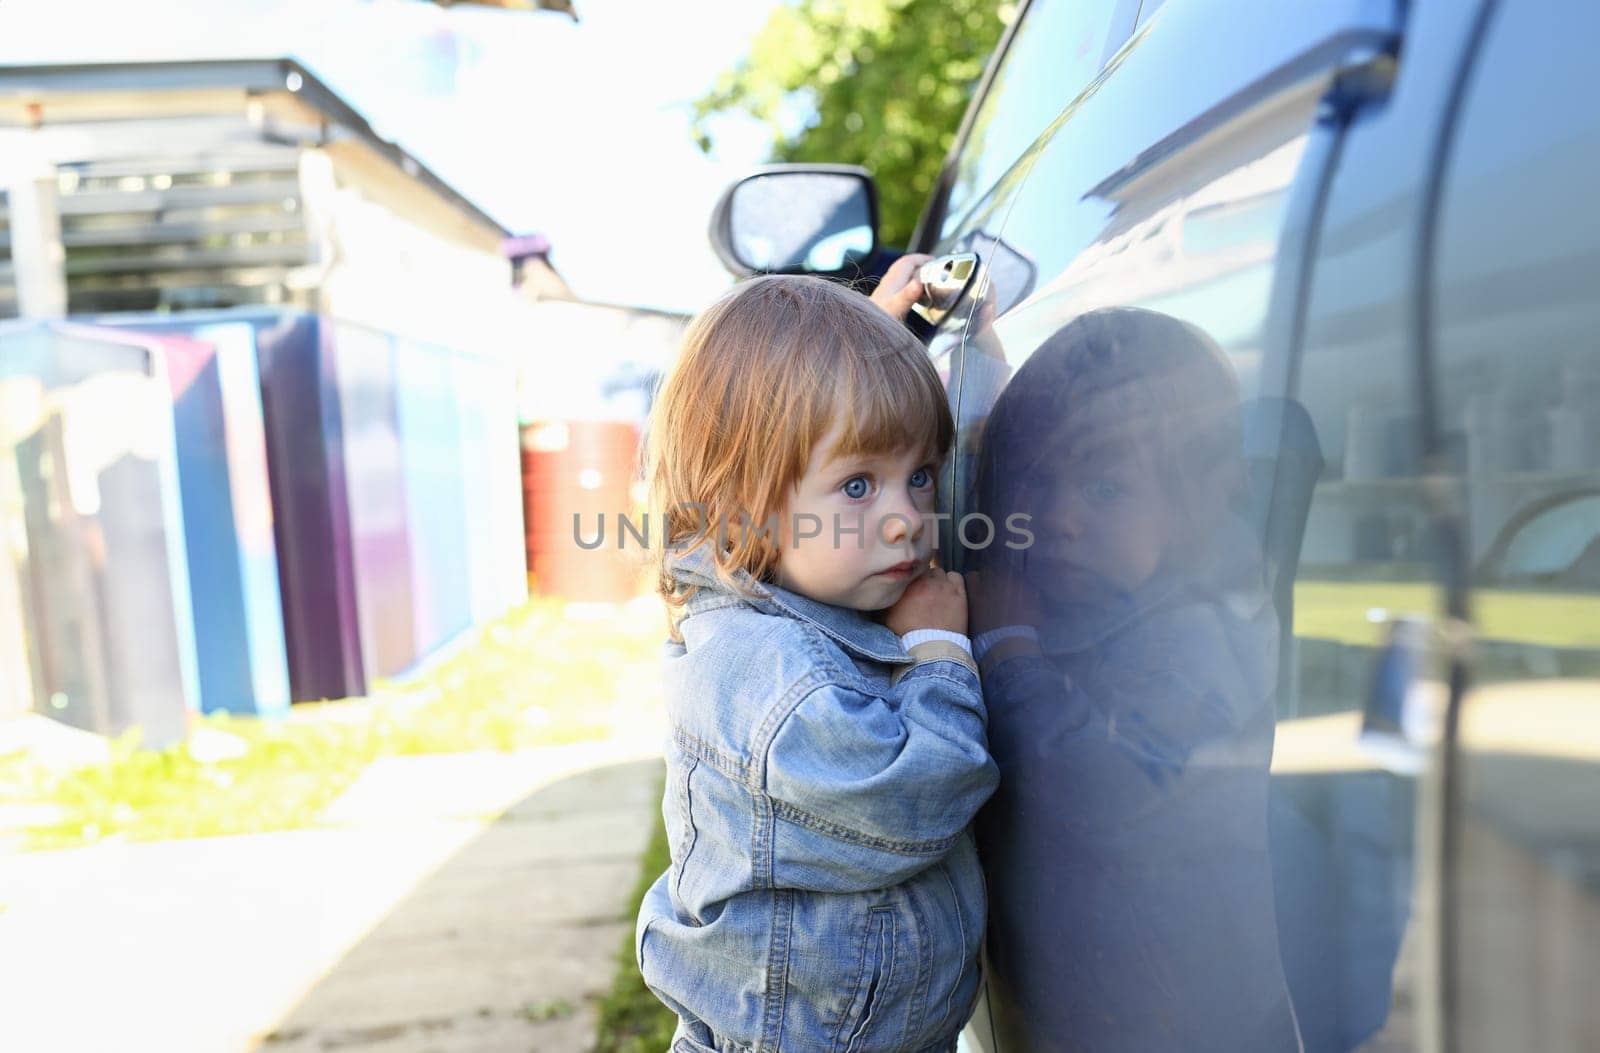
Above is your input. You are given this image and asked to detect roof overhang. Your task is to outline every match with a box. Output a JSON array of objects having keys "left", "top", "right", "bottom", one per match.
[{"left": 0, "top": 58, "right": 512, "bottom": 241}]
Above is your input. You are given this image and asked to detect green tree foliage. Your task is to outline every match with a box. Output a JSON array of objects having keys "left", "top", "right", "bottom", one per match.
[{"left": 693, "top": 0, "right": 1012, "bottom": 248}]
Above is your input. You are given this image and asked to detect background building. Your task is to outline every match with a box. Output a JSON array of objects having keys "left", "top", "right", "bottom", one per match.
[{"left": 0, "top": 59, "right": 572, "bottom": 744}]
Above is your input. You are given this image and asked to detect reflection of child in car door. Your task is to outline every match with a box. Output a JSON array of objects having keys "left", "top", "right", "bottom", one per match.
[{"left": 967, "top": 306, "right": 1302, "bottom": 1052}]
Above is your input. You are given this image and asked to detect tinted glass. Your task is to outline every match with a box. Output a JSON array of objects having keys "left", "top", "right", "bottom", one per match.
[{"left": 937, "top": 0, "right": 1132, "bottom": 242}]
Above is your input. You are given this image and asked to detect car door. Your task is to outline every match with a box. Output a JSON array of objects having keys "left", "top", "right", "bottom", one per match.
[
  {"left": 912, "top": 0, "right": 1490, "bottom": 1049},
  {"left": 1424, "top": 3, "right": 1600, "bottom": 1048}
]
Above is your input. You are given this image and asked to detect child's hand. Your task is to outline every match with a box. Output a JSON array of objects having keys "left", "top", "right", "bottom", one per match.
[
  {"left": 869, "top": 253, "right": 933, "bottom": 321},
  {"left": 885, "top": 567, "right": 968, "bottom": 636}
]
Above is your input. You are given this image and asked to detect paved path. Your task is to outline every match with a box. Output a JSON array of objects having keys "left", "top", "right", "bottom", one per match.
[{"left": 0, "top": 740, "right": 666, "bottom": 1053}]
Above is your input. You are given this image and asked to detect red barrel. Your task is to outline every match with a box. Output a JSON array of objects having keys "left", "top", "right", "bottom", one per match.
[{"left": 520, "top": 420, "right": 648, "bottom": 603}]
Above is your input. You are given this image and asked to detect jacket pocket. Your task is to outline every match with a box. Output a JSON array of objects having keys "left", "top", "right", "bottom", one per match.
[
  {"left": 835, "top": 906, "right": 897, "bottom": 1053},
  {"left": 934, "top": 859, "right": 972, "bottom": 1034}
]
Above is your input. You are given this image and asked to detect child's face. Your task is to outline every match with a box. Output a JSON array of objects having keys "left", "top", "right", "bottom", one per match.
[
  {"left": 1023, "top": 446, "right": 1173, "bottom": 602},
  {"left": 772, "top": 413, "right": 940, "bottom": 611}
]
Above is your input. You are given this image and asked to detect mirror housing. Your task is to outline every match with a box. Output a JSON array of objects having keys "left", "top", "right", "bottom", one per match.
[{"left": 708, "top": 164, "right": 880, "bottom": 279}]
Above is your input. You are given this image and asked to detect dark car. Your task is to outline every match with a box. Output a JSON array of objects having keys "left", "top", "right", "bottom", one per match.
[{"left": 709, "top": 0, "right": 1600, "bottom": 1050}]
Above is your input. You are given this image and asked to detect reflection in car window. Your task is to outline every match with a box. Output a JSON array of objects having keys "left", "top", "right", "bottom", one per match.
[
  {"left": 1489, "top": 494, "right": 1600, "bottom": 583},
  {"left": 938, "top": 0, "right": 1129, "bottom": 243}
]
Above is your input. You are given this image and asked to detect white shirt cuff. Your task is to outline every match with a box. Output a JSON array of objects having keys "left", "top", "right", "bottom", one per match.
[
  {"left": 972, "top": 624, "right": 1039, "bottom": 661},
  {"left": 898, "top": 628, "right": 974, "bottom": 658}
]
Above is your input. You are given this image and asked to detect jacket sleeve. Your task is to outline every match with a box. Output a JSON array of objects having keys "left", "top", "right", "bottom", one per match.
[{"left": 762, "top": 649, "right": 999, "bottom": 891}]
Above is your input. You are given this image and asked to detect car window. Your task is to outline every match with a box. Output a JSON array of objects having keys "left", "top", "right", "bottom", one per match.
[
  {"left": 936, "top": 0, "right": 1135, "bottom": 244},
  {"left": 1491, "top": 495, "right": 1600, "bottom": 580},
  {"left": 1429, "top": 3, "right": 1600, "bottom": 1046}
]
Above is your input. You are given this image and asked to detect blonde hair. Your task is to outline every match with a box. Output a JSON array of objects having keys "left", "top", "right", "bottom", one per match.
[{"left": 643, "top": 273, "right": 953, "bottom": 640}]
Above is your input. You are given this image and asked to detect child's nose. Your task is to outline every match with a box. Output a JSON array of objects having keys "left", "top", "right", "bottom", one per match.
[
  {"left": 1051, "top": 492, "right": 1086, "bottom": 542},
  {"left": 879, "top": 492, "right": 925, "bottom": 545}
]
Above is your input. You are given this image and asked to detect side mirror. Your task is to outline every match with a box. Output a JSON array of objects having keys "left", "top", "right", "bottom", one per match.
[{"left": 708, "top": 165, "right": 879, "bottom": 279}]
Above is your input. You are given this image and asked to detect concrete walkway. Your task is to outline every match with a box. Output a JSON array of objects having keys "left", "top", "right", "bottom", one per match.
[{"left": 0, "top": 740, "right": 666, "bottom": 1053}]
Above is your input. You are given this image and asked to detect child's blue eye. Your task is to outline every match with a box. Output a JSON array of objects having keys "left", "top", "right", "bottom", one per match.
[
  {"left": 1082, "top": 479, "right": 1121, "bottom": 504},
  {"left": 910, "top": 467, "right": 933, "bottom": 489},
  {"left": 842, "top": 476, "right": 872, "bottom": 500}
]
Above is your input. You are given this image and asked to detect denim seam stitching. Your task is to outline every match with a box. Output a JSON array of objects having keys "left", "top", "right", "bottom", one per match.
[
  {"left": 749, "top": 666, "right": 838, "bottom": 780},
  {"left": 671, "top": 727, "right": 749, "bottom": 782},
  {"left": 770, "top": 799, "right": 961, "bottom": 855},
  {"left": 686, "top": 577, "right": 911, "bottom": 666},
  {"left": 799, "top": 624, "right": 882, "bottom": 691},
  {"left": 893, "top": 644, "right": 979, "bottom": 684},
  {"left": 933, "top": 861, "right": 964, "bottom": 1036},
  {"left": 900, "top": 885, "right": 932, "bottom": 1053},
  {"left": 752, "top": 782, "right": 774, "bottom": 890},
  {"left": 771, "top": 597, "right": 910, "bottom": 664},
  {"left": 893, "top": 664, "right": 982, "bottom": 692},
  {"left": 760, "top": 888, "right": 794, "bottom": 1051}
]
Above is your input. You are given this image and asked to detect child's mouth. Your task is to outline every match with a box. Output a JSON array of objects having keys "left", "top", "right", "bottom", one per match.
[{"left": 876, "top": 560, "right": 922, "bottom": 578}]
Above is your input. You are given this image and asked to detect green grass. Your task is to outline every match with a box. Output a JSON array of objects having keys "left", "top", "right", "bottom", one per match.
[
  {"left": 593, "top": 785, "right": 678, "bottom": 1053},
  {"left": 1296, "top": 580, "right": 1600, "bottom": 649},
  {"left": 1, "top": 595, "right": 664, "bottom": 851}
]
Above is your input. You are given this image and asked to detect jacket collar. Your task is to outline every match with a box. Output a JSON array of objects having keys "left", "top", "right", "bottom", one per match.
[{"left": 665, "top": 540, "right": 913, "bottom": 665}]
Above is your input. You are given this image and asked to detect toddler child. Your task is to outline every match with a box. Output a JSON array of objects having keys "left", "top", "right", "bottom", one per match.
[{"left": 633, "top": 267, "right": 999, "bottom": 1053}]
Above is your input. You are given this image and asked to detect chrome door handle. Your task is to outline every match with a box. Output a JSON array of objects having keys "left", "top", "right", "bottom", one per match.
[{"left": 910, "top": 252, "right": 980, "bottom": 327}]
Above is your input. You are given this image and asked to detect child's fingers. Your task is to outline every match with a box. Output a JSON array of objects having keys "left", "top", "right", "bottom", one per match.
[
  {"left": 869, "top": 254, "right": 934, "bottom": 321},
  {"left": 886, "top": 253, "right": 932, "bottom": 284},
  {"left": 871, "top": 256, "right": 918, "bottom": 299},
  {"left": 882, "top": 279, "right": 923, "bottom": 321}
]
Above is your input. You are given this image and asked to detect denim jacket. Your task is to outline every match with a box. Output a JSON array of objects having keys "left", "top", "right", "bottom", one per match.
[{"left": 635, "top": 541, "right": 1000, "bottom": 1053}]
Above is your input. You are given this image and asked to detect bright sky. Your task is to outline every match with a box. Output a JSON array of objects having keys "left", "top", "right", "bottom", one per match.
[{"left": 0, "top": 0, "right": 780, "bottom": 311}]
